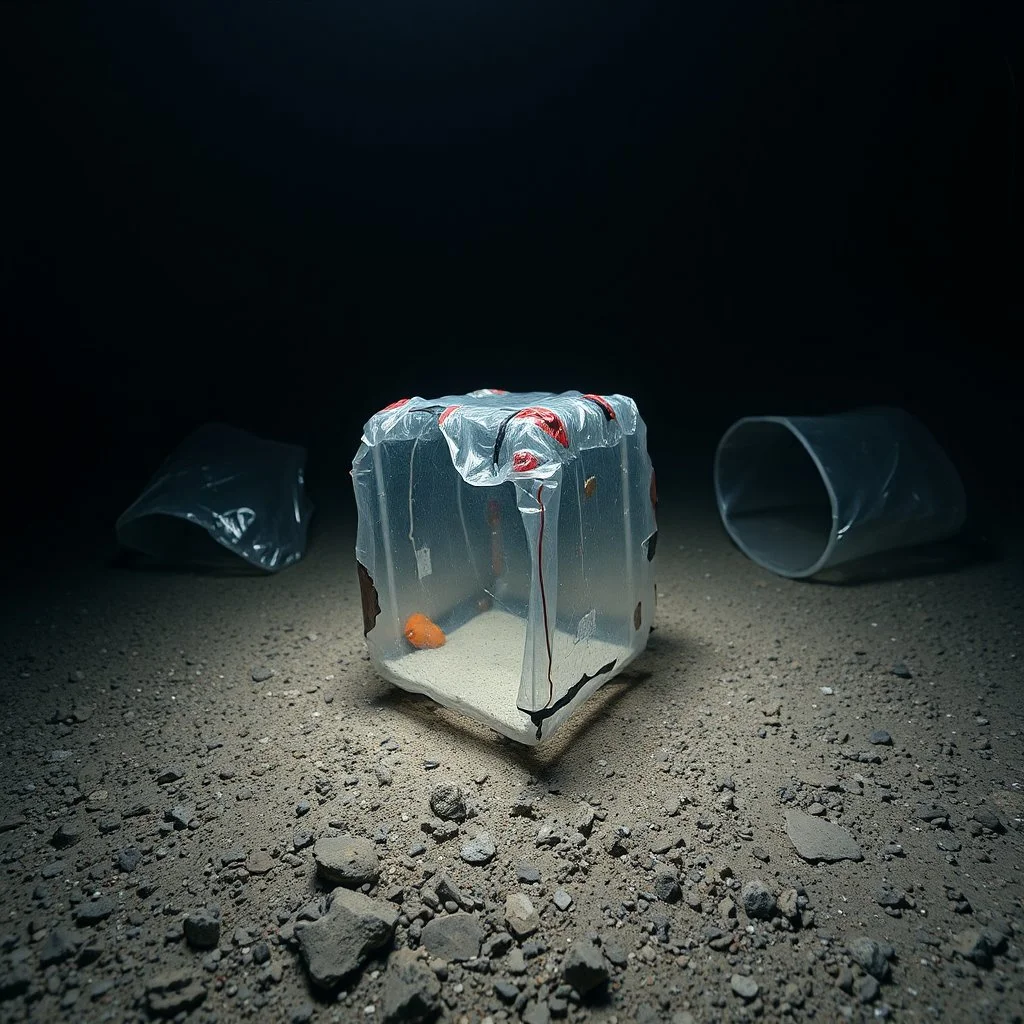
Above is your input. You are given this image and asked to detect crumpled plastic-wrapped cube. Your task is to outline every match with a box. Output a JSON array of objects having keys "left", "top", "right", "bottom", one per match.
[{"left": 351, "top": 389, "right": 658, "bottom": 745}]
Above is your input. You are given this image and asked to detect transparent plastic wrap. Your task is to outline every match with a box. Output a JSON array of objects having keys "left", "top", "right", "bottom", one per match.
[
  {"left": 116, "top": 423, "right": 313, "bottom": 572},
  {"left": 714, "top": 407, "right": 966, "bottom": 579},
  {"left": 351, "top": 389, "right": 658, "bottom": 745}
]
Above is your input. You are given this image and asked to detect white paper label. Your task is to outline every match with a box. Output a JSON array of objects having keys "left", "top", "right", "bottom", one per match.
[{"left": 415, "top": 546, "right": 433, "bottom": 579}]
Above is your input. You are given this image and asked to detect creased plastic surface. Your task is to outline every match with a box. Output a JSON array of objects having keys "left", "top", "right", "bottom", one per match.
[
  {"left": 714, "top": 406, "right": 966, "bottom": 578},
  {"left": 352, "top": 389, "right": 657, "bottom": 745},
  {"left": 116, "top": 423, "right": 313, "bottom": 572},
  {"left": 359, "top": 390, "right": 640, "bottom": 486}
]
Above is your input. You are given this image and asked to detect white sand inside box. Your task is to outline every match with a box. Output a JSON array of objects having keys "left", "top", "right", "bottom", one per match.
[{"left": 382, "top": 606, "right": 630, "bottom": 737}]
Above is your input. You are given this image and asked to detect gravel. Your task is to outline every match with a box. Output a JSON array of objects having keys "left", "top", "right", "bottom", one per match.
[{"left": 0, "top": 499, "right": 1020, "bottom": 1024}]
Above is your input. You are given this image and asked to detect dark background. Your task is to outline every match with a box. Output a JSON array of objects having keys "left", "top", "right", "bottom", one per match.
[{"left": 4, "top": 0, "right": 1022, "bottom": 553}]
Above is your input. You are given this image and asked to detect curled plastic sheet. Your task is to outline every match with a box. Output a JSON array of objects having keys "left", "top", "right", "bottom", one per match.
[
  {"left": 714, "top": 406, "right": 966, "bottom": 579},
  {"left": 351, "top": 389, "right": 658, "bottom": 745},
  {"left": 116, "top": 423, "right": 313, "bottom": 572}
]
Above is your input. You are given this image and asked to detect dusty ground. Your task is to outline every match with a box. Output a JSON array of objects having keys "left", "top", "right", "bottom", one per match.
[{"left": 1, "top": 475, "right": 1022, "bottom": 1024}]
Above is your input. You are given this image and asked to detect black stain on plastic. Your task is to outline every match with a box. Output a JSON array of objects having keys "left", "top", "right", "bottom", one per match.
[
  {"left": 645, "top": 530, "right": 658, "bottom": 562},
  {"left": 356, "top": 561, "right": 381, "bottom": 636},
  {"left": 521, "top": 659, "right": 618, "bottom": 740},
  {"left": 492, "top": 412, "right": 518, "bottom": 467}
]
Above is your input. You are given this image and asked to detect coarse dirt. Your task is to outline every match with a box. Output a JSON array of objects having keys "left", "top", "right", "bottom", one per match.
[{"left": 1, "top": 476, "right": 1021, "bottom": 1024}]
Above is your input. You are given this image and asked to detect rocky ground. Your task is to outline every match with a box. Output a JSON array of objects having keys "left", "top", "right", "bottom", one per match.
[{"left": 1, "top": 487, "right": 1021, "bottom": 1024}]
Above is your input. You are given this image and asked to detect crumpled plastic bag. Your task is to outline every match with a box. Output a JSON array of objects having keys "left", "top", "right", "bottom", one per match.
[{"left": 115, "top": 423, "right": 313, "bottom": 572}]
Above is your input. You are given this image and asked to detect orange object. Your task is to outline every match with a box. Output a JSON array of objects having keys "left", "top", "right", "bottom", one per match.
[{"left": 404, "top": 612, "right": 446, "bottom": 649}]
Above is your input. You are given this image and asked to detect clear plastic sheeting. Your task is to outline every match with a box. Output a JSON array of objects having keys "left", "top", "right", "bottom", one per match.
[
  {"left": 714, "top": 407, "right": 966, "bottom": 579},
  {"left": 351, "top": 389, "right": 658, "bottom": 745},
  {"left": 116, "top": 423, "right": 313, "bottom": 573}
]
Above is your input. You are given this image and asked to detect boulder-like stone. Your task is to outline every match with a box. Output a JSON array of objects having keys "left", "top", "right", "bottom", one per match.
[
  {"left": 74, "top": 897, "right": 116, "bottom": 926},
  {"left": 38, "top": 928, "right": 77, "bottom": 968},
  {"left": 420, "top": 913, "right": 484, "bottom": 962},
  {"left": 785, "top": 809, "right": 863, "bottom": 863},
  {"left": 847, "top": 936, "right": 892, "bottom": 981},
  {"left": 382, "top": 949, "right": 441, "bottom": 1023},
  {"left": 561, "top": 940, "right": 608, "bottom": 995},
  {"left": 460, "top": 831, "right": 496, "bottom": 865},
  {"left": 953, "top": 927, "right": 1008, "bottom": 968},
  {"left": 314, "top": 835, "right": 381, "bottom": 889},
  {"left": 741, "top": 880, "right": 777, "bottom": 920},
  {"left": 652, "top": 870, "right": 681, "bottom": 903},
  {"left": 296, "top": 890, "right": 398, "bottom": 988},
  {"left": 183, "top": 908, "right": 221, "bottom": 950},
  {"left": 429, "top": 783, "right": 467, "bottom": 822}
]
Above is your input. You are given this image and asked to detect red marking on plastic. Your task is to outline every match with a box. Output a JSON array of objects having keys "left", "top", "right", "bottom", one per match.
[
  {"left": 514, "top": 407, "right": 569, "bottom": 448},
  {"left": 438, "top": 405, "right": 459, "bottom": 426},
  {"left": 380, "top": 398, "right": 410, "bottom": 413},
  {"left": 512, "top": 450, "right": 541, "bottom": 473},
  {"left": 582, "top": 393, "right": 616, "bottom": 420}
]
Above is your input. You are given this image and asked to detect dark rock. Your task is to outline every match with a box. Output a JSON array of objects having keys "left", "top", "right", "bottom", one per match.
[
  {"left": 874, "top": 886, "right": 907, "bottom": 910},
  {"left": 382, "top": 948, "right": 441, "bottom": 1023},
  {"left": 953, "top": 928, "right": 1008, "bottom": 968},
  {"left": 117, "top": 847, "right": 142, "bottom": 873},
  {"left": 915, "top": 803, "right": 950, "bottom": 823},
  {"left": 0, "top": 962, "right": 31, "bottom": 1000},
  {"left": 517, "top": 863, "right": 541, "bottom": 884},
  {"left": 741, "top": 880, "right": 777, "bottom": 920},
  {"left": 785, "top": 809, "right": 863, "bottom": 862},
  {"left": 971, "top": 809, "right": 1005, "bottom": 833},
  {"left": 420, "top": 913, "right": 484, "bottom": 962},
  {"left": 429, "top": 783, "right": 467, "bottom": 822},
  {"left": 482, "top": 932, "right": 514, "bottom": 959},
  {"left": 856, "top": 975, "right": 880, "bottom": 1003},
  {"left": 51, "top": 822, "right": 82, "bottom": 849},
  {"left": 553, "top": 889, "right": 573, "bottom": 911},
  {"left": 296, "top": 890, "right": 398, "bottom": 988},
  {"left": 602, "top": 941, "right": 628, "bottom": 967},
  {"left": 74, "top": 897, "right": 115, "bottom": 926},
  {"left": 183, "top": 908, "right": 221, "bottom": 950},
  {"left": 434, "top": 876, "right": 472, "bottom": 912},
  {"left": 38, "top": 928, "right": 77, "bottom": 967},
  {"left": 146, "top": 970, "right": 206, "bottom": 1017},
  {"left": 290, "top": 1002, "right": 315, "bottom": 1024},
  {"left": 494, "top": 979, "right": 519, "bottom": 1003},
  {"left": 847, "top": 936, "right": 892, "bottom": 981},
  {"left": 652, "top": 870, "right": 682, "bottom": 904},
  {"left": 314, "top": 835, "right": 380, "bottom": 888},
  {"left": 561, "top": 940, "right": 609, "bottom": 996}
]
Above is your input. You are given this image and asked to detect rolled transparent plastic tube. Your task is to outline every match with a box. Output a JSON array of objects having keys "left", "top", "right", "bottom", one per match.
[{"left": 713, "top": 407, "right": 967, "bottom": 579}]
